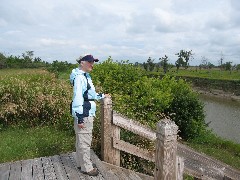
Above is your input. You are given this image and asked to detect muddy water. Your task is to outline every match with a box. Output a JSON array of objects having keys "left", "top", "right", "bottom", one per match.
[{"left": 199, "top": 94, "right": 240, "bottom": 144}]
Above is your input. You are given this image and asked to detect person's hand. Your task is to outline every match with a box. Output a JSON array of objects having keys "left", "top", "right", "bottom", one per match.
[
  {"left": 78, "top": 123, "right": 84, "bottom": 128},
  {"left": 104, "top": 94, "right": 111, "bottom": 98}
]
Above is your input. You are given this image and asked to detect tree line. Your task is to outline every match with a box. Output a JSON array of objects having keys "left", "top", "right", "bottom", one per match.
[
  {"left": 1, "top": 50, "right": 239, "bottom": 74},
  {"left": 136, "top": 50, "right": 240, "bottom": 73},
  {"left": 0, "top": 51, "right": 74, "bottom": 75},
  {"left": 0, "top": 51, "right": 50, "bottom": 69}
]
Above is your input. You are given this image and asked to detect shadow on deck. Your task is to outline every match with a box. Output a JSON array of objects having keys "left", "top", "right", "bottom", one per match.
[{"left": 0, "top": 150, "right": 153, "bottom": 180}]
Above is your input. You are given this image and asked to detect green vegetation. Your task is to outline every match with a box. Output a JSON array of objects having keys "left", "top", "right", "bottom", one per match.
[
  {"left": 92, "top": 58, "right": 206, "bottom": 140},
  {"left": 0, "top": 68, "right": 75, "bottom": 163},
  {"left": 0, "top": 69, "right": 72, "bottom": 129},
  {"left": 0, "top": 59, "right": 239, "bottom": 177},
  {"left": 0, "top": 51, "right": 49, "bottom": 69}
]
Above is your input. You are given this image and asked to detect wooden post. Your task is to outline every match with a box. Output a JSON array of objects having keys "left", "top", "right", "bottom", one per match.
[
  {"left": 154, "top": 118, "right": 179, "bottom": 180},
  {"left": 176, "top": 156, "right": 184, "bottom": 180},
  {"left": 100, "top": 97, "right": 120, "bottom": 166}
]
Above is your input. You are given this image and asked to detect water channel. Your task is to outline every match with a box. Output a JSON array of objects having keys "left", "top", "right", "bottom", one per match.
[{"left": 199, "top": 94, "right": 240, "bottom": 144}]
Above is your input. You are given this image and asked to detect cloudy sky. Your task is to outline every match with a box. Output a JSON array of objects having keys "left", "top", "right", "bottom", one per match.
[{"left": 1, "top": 0, "right": 240, "bottom": 65}]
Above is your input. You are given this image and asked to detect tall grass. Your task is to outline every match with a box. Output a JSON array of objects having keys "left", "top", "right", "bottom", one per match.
[{"left": 0, "top": 69, "right": 72, "bottom": 129}]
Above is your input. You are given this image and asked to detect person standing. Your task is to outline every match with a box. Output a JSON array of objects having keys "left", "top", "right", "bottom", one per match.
[{"left": 70, "top": 54, "right": 110, "bottom": 176}]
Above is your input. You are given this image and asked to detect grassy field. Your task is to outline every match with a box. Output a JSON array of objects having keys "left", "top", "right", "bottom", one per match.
[
  {"left": 0, "top": 68, "right": 239, "bottom": 172},
  {"left": 0, "top": 126, "right": 74, "bottom": 163}
]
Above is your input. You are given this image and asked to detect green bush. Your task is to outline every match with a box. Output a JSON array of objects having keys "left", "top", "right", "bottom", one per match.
[
  {"left": 92, "top": 59, "right": 206, "bottom": 140},
  {"left": 164, "top": 78, "right": 206, "bottom": 139}
]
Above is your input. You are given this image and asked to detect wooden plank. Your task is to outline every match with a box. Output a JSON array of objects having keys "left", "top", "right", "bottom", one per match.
[
  {"left": 69, "top": 152, "right": 106, "bottom": 180},
  {"left": 176, "top": 156, "right": 184, "bottom": 180},
  {"left": 89, "top": 150, "right": 120, "bottom": 180},
  {"left": 60, "top": 153, "right": 84, "bottom": 180},
  {"left": 32, "top": 158, "right": 44, "bottom": 180},
  {"left": 41, "top": 156, "right": 57, "bottom": 180},
  {"left": 0, "top": 163, "right": 10, "bottom": 180},
  {"left": 128, "top": 172, "right": 143, "bottom": 180},
  {"left": 68, "top": 152, "right": 96, "bottom": 180},
  {"left": 112, "top": 137, "right": 155, "bottom": 162},
  {"left": 134, "top": 171, "right": 154, "bottom": 180},
  {"left": 9, "top": 161, "right": 21, "bottom": 180},
  {"left": 102, "top": 161, "right": 154, "bottom": 180},
  {"left": 105, "top": 167, "right": 129, "bottom": 180},
  {"left": 21, "top": 159, "right": 33, "bottom": 180},
  {"left": 50, "top": 155, "right": 69, "bottom": 180},
  {"left": 118, "top": 168, "right": 143, "bottom": 180},
  {"left": 113, "top": 112, "right": 156, "bottom": 141}
]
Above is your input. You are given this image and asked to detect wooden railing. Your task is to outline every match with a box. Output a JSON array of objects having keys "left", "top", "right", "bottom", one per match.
[
  {"left": 100, "top": 97, "right": 239, "bottom": 180},
  {"left": 100, "top": 97, "right": 183, "bottom": 180}
]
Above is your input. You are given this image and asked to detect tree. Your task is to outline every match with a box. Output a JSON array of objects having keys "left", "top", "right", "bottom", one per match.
[
  {"left": 219, "top": 52, "right": 224, "bottom": 70},
  {"left": 236, "top": 64, "right": 240, "bottom": 72},
  {"left": 224, "top": 61, "right": 232, "bottom": 73},
  {"left": 2, "top": 51, "right": 49, "bottom": 69},
  {"left": 143, "top": 57, "right": 155, "bottom": 71},
  {"left": 22, "top": 51, "right": 34, "bottom": 59},
  {"left": 134, "top": 62, "right": 139, "bottom": 67},
  {"left": 175, "top": 50, "right": 193, "bottom": 72},
  {"left": 0, "top": 53, "right": 6, "bottom": 69},
  {"left": 199, "top": 56, "right": 214, "bottom": 69},
  {"left": 159, "top": 55, "right": 169, "bottom": 74}
]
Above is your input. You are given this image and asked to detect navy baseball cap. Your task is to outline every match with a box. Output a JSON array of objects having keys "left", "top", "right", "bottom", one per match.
[{"left": 77, "top": 54, "right": 99, "bottom": 63}]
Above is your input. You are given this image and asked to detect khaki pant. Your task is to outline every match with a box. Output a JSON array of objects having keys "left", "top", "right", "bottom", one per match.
[{"left": 74, "top": 117, "right": 94, "bottom": 172}]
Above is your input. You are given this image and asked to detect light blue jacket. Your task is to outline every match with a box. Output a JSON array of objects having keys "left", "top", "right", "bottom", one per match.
[{"left": 70, "top": 68, "right": 105, "bottom": 124}]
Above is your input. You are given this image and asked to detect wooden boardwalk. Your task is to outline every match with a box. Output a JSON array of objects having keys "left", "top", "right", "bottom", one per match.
[
  {"left": 1, "top": 147, "right": 240, "bottom": 180},
  {"left": 0, "top": 150, "right": 153, "bottom": 180}
]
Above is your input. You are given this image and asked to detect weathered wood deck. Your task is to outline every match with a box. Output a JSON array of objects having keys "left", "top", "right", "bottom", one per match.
[
  {"left": 0, "top": 150, "right": 153, "bottom": 180},
  {"left": 1, "top": 147, "right": 240, "bottom": 180}
]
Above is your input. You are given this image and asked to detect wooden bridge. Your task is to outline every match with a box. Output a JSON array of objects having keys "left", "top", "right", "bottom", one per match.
[{"left": 1, "top": 97, "right": 240, "bottom": 179}]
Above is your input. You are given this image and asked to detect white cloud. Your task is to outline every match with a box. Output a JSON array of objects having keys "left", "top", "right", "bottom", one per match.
[
  {"left": 0, "top": 0, "right": 239, "bottom": 65},
  {"left": 39, "top": 38, "right": 72, "bottom": 46}
]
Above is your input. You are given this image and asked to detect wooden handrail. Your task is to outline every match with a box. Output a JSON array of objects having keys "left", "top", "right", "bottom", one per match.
[
  {"left": 101, "top": 98, "right": 181, "bottom": 180},
  {"left": 113, "top": 111, "right": 156, "bottom": 141}
]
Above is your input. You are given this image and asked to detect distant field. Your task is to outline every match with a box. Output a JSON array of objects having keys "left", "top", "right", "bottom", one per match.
[
  {"left": 0, "top": 68, "right": 47, "bottom": 77},
  {"left": 154, "top": 67, "right": 240, "bottom": 81}
]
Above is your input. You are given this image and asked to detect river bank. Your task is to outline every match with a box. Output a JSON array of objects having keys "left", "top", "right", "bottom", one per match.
[
  {"left": 198, "top": 92, "right": 240, "bottom": 144},
  {"left": 193, "top": 87, "right": 240, "bottom": 102}
]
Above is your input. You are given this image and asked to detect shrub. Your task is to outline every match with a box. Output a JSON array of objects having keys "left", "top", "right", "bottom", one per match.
[
  {"left": 0, "top": 69, "right": 72, "bottom": 130},
  {"left": 164, "top": 78, "right": 206, "bottom": 139},
  {"left": 92, "top": 59, "right": 206, "bottom": 139}
]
